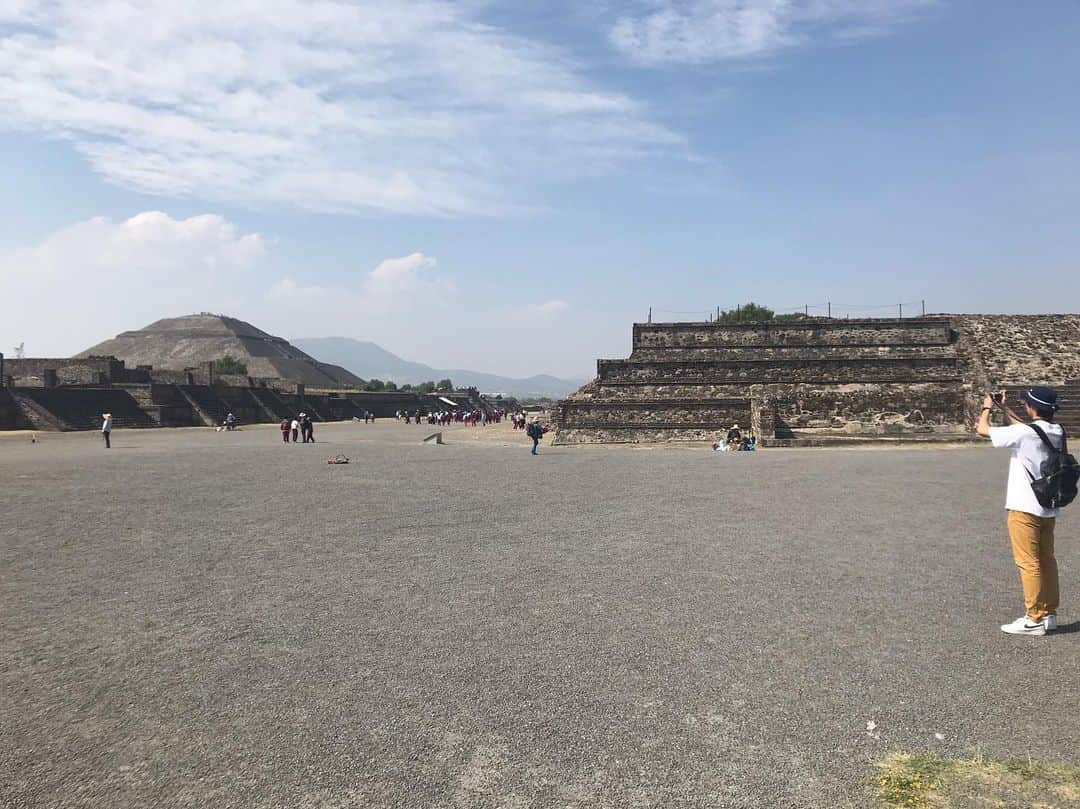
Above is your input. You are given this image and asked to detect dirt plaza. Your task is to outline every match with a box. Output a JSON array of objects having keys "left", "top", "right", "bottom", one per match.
[{"left": 2, "top": 422, "right": 1077, "bottom": 808}]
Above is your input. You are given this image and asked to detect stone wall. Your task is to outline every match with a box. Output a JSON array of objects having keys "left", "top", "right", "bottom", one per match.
[
  {"left": 5, "top": 357, "right": 128, "bottom": 387},
  {"left": 597, "top": 357, "right": 960, "bottom": 385},
  {"left": 633, "top": 318, "right": 950, "bottom": 348},
  {"left": 949, "top": 314, "right": 1080, "bottom": 385},
  {"left": 763, "top": 382, "right": 968, "bottom": 432},
  {"left": 557, "top": 399, "right": 749, "bottom": 429}
]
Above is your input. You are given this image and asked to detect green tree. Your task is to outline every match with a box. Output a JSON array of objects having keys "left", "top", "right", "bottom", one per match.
[
  {"left": 363, "top": 379, "right": 386, "bottom": 391},
  {"left": 417, "top": 381, "right": 436, "bottom": 394},
  {"left": 400, "top": 383, "right": 413, "bottom": 391},
  {"left": 212, "top": 354, "right": 248, "bottom": 375},
  {"left": 436, "top": 378, "right": 453, "bottom": 391},
  {"left": 715, "top": 302, "right": 775, "bottom": 323},
  {"left": 384, "top": 380, "right": 398, "bottom": 391}
]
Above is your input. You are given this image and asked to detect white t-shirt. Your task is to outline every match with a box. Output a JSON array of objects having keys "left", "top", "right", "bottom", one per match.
[
  {"left": 102, "top": 417, "right": 112, "bottom": 432},
  {"left": 989, "top": 420, "right": 1064, "bottom": 518}
]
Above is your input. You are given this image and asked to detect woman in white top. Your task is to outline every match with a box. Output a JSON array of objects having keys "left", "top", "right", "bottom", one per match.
[{"left": 101, "top": 413, "right": 112, "bottom": 449}]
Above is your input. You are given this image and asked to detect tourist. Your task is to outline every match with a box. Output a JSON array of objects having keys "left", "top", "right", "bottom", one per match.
[
  {"left": 225, "top": 412, "right": 237, "bottom": 431},
  {"left": 305, "top": 416, "right": 315, "bottom": 443},
  {"left": 101, "top": 412, "right": 112, "bottom": 449},
  {"left": 976, "top": 387, "right": 1065, "bottom": 636},
  {"left": 279, "top": 418, "right": 290, "bottom": 444},
  {"left": 290, "top": 417, "right": 300, "bottom": 443},
  {"left": 526, "top": 418, "right": 546, "bottom": 455}
]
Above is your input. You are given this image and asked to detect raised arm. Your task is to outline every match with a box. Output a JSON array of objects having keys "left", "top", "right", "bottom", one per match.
[{"left": 975, "top": 393, "right": 995, "bottom": 437}]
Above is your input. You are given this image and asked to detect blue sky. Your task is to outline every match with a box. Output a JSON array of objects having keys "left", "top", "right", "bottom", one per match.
[{"left": 1, "top": 1, "right": 1078, "bottom": 378}]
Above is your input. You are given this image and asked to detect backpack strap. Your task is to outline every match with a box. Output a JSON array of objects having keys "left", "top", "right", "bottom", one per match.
[{"left": 1028, "top": 423, "right": 1064, "bottom": 453}]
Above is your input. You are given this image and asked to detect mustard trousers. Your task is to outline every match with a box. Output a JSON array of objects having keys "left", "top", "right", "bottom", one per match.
[{"left": 1007, "top": 510, "right": 1059, "bottom": 621}]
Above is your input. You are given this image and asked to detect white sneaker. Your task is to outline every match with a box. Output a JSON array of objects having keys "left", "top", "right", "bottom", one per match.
[
  {"left": 1000, "top": 616, "right": 1046, "bottom": 636},
  {"left": 1044, "top": 615, "right": 1057, "bottom": 632}
]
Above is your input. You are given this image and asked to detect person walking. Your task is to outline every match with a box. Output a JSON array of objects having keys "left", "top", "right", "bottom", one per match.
[
  {"left": 305, "top": 416, "right": 315, "bottom": 443},
  {"left": 101, "top": 413, "right": 112, "bottom": 449},
  {"left": 526, "top": 417, "right": 545, "bottom": 455},
  {"left": 280, "top": 418, "right": 290, "bottom": 444},
  {"left": 976, "top": 387, "right": 1065, "bottom": 636},
  {"left": 290, "top": 417, "right": 300, "bottom": 443}
]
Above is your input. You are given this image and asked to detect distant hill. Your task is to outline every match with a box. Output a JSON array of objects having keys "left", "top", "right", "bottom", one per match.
[
  {"left": 78, "top": 314, "right": 363, "bottom": 388},
  {"left": 292, "top": 337, "right": 586, "bottom": 398}
]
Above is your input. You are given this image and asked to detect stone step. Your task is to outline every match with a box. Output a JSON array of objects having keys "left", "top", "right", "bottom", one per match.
[
  {"left": 597, "top": 357, "right": 962, "bottom": 385},
  {"left": 627, "top": 345, "right": 959, "bottom": 362},
  {"left": 633, "top": 318, "right": 952, "bottom": 350},
  {"left": 763, "top": 433, "right": 982, "bottom": 448}
]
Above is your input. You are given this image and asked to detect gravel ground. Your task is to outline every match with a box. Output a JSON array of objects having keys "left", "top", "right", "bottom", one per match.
[{"left": 1, "top": 422, "right": 1077, "bottom": 808}]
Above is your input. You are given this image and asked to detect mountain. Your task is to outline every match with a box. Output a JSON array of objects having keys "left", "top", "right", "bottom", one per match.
[
  {"left": 291, "top": 337, "right": 586, "bottom": 398},
  {"left": 79, "top": 314, "right": 363, "bottom": 388}
]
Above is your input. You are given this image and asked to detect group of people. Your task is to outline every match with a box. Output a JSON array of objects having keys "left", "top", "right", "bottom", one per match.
[
  {"left": 712, "top": 423, "right": 756, "bottom": 452},
  {"left": 280, "top": 413, "right": 315, "bottom": 443},
  {"left": 510, "top": 411, "right": 538, "bottom": 431},
  {"left": 393, "top": 408, "right": 507, "bottom": 426}
]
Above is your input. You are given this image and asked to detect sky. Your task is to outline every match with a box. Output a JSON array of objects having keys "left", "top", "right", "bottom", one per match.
[{"left": 1, "top": 1, "right": 1078, "bottom": 379}]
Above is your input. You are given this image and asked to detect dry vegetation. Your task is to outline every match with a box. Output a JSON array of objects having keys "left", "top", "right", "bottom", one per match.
[{"left": 875, "top": 752, "right": 1080, "bottom": 807}]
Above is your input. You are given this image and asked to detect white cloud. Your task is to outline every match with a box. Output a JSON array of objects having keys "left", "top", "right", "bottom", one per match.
[
  {"left": 270, "top": 252, "right": 452, "bottom": 319},
  {"left": 0, "top": 1, "right": 679, "bottom": 215},
  {"left": 0, "top": 212, "right": 265, "bottom": 355},
  {"left": 525, "top": 299, "right": 571, "bottom": 319},
  {"left": 0, "top": 211, "right": 598, "bottom": 376},
  {"left": 610, "top": 0, "right": 934, "bottom": 65}
]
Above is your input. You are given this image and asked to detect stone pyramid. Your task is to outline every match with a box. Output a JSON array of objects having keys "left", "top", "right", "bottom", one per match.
[{"left": 78, "top": 314, "right": 363, "bottom": 388}]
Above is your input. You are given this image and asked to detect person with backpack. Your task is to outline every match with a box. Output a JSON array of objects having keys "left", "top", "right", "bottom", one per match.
[
  {"left": 526, "top": 418, "right": 545, "bottom": 455},
  {"left": 977, "top": 386, "right": 1078, "bottom": 636}
]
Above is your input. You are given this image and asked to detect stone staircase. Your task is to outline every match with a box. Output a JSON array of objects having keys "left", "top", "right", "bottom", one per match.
[
  {"left": 248, "top": 386, "right": 294, "bottom": 421},
  {"left": 12, "top": 388, "right": 155, "bottom": 431},
  {"left": 1054, "top": 381, "right": 1080, "bottom": 437},
  {"left": 175, "top": 385, "right": 229, "bottom": 427}
]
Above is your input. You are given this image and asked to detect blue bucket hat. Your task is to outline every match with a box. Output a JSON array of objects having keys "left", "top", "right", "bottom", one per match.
[{"left": 1021, "top": 386, "right": 1058, "bottom": 413}]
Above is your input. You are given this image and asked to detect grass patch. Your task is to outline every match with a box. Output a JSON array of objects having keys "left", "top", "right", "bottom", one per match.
[{"left": 875, "top": 752, "right": 1080, "bottom": 807}]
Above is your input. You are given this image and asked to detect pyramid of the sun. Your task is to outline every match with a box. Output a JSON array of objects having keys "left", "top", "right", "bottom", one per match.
[{"left": 78, "top": 314, "right": 363, "bottom": 388}]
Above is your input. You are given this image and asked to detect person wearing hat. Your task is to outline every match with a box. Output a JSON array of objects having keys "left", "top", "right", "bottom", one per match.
[
  {"left": 976, "top": 386, "right": 1064, "bottom": 636},
  {"left": 526, "top": 417, "right": 545, "bottom": 455},
  {"left": 101, "top": 413, "right": 112, "bottom": 449}
]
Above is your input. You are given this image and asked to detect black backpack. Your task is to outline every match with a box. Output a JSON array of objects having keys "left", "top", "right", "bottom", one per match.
[{"left": 1027, "top": 424, "right": 1080, "bottom": 509}]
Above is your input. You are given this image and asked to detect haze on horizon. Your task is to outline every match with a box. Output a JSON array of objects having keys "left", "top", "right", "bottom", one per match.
[{"left": 1, "top": 1, "right": 1078, "bottom": 379}]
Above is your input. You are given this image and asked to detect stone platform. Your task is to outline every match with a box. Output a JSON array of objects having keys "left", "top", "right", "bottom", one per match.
[{"left": 555, "top": 315, "right": 1080, "bottom": 445}]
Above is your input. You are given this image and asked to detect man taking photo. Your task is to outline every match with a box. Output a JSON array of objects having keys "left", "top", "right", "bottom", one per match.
[{"left": 976, "top": 386, "right": 1064, "bottom": 636}]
